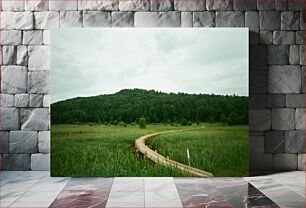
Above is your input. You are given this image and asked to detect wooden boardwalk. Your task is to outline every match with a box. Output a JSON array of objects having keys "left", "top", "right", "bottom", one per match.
[{"left": 135, "top": 130, "right": 214, "bottom": 177}]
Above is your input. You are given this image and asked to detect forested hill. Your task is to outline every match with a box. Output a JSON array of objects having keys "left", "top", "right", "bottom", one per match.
[{"left": 51, "top": 89, "right": 248, "bottom": 125}]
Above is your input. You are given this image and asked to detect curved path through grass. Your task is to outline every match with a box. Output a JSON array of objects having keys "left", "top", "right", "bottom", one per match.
[{"left": 135, "top": 129, "right": 214, "bottom": 177}]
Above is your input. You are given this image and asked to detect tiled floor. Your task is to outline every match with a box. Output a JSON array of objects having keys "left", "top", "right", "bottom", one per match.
[{"left": 1, "top": 171, "right": 305, "bottom": 208}]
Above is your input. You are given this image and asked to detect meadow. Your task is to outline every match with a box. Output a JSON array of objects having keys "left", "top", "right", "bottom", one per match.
[{"left": 51, "top": 124, "right": 248, "bottom": 177}]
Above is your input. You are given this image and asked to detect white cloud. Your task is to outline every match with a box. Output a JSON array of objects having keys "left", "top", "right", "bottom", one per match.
[{"left": 51, "top": 28, "right": 248, "bottom": 103}]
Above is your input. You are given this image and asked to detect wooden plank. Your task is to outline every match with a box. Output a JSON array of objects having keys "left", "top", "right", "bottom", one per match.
[{"left": 135, "top": 130, "right": 214, "bottom": 177}]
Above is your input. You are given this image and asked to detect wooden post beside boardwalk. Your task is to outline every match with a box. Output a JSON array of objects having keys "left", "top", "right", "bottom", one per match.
[{"left": 134, "top": 130, "right": 214, "bottom": 177}]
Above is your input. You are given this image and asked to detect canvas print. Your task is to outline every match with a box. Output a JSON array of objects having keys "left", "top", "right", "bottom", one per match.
[{"left": 51, "top": 28, "right": 248, "bottom": 177}]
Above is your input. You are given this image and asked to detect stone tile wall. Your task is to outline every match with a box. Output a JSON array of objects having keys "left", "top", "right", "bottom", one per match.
[{"left": 0, "top": 0, "right": 304, "bottom": 175}]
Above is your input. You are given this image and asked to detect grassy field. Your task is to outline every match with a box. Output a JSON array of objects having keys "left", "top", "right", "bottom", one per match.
[
  {"left": 51, "top": 124, "right": 248, "bottom": 177},
  {"left": 147, "top": 124, "right": 248, "bottom": 176}
]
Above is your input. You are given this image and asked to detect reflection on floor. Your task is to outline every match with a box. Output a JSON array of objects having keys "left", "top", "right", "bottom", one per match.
[{"left": 1, "top": 171, "right": 304, "bottom": 208}]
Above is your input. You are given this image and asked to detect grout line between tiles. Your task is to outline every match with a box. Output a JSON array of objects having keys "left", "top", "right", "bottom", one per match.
[{"left": 6, "top": 172, "right": 48, "bottom": 208}]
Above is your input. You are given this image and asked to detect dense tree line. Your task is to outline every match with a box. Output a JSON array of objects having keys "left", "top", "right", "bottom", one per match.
[{"left": 51, "top": 89, "right": 248, "bottom": 125}]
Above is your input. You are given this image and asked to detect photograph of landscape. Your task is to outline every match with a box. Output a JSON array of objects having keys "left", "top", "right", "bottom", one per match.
[{"left": 51, "top": 28, "right": 249, "bottom": 177}]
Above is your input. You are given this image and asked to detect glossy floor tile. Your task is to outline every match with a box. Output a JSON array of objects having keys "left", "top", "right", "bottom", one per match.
[
  {"left": 106, "top": 191, "right": 144, "bottom": 208},
  {"left": 50, "top": 178, "right": 113, "bottom": 208},
  {"left": 110, "top": 177, "right": 144, "bottom": 192},
  {"left": 0, "top": 171, "right": 304, "bottom": 208},
  {"left": 245, "top": 174, "right": 305, "bottom": 208},
  {"left": 1, "top": 171, "right": 53, "bottom": 208},
  {"left": 145, "top": 177, "right": 182, "bottom": 208}
]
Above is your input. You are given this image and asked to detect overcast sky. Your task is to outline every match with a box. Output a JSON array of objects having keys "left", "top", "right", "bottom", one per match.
[{"left": 51, "top": 28, "right": 248, "bottom": 103}]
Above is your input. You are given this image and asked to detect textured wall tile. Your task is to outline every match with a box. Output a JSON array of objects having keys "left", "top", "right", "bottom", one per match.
[
  {"left": 2, "top": 1, "right": 25, "bottom": 11},
  {"left": 206, "top": 0, "right": 233, "bottom": 10},
  {"left": 257, "top": 0, "right": 274, "bottom": 10},
  {"left": 216, "top": 11, "right": 244, "bottom": 27},
  {"left": 1, "top": 66, "right": 27, "bottom": 94},
  {"left": 23, "top": 30, "right": 43, "bottom": 45},
  {"left": 60, "top": 11, "right": 83, "bottom": 27},
  {"left": 27, "top": 71, "right": 49, "bottom": 94},
  {"left": 264, "top": 131, "right": 285, "bottom": 153},
  {"left": 274, "top": 153, "right": 297, "bottom": 170},
  {"left": 112, "top": 12, "right": 134, "bottom": 27},
  {"left": 0, "top": 94, "right": 14, "bottom": 107},
  {"left": 21, "top": 108, "right": 49, "bottom": 131},
  {"left": 250, "top": 45, "right": 267, "bottom": 68},
  {"left": 250, "top": 96, "right": 267, "bottom": 109},
  {"left": 193, "top": 12, "right": 215, "bottom": 27},
  {"left": 272, "top": 108, "right": 295, "bottom": 130},
  {"left": 299, "top": 66, "right": 304, "bottom": 93},
  {"left": 300, "top": 12, "right": 304, "bottom": 30},
  {"left": 181, "top": 12, "right": 192, "bottom": 27},
  {"left": 79, "top": 0, "right": 119, "bottom": 10},
  {"left": 34, "top": 12, "right": 60, "bottom": 29},
  {"left": 286, "top": 94, "right": 304, "bottom": 107},
  {"left": 83, "top": 11, "right": 112, "bottom": 27},
  {"left": 17, "top": 45, "right": 29, "bottom": 66},
  {"left": 119, "top": 0, "right": 150, "bottom": 11},
  {"left": 0, "top": 47, "right": 2, "bottom": 66},
  {"left": 1, "top": 12, "right": 15, "bottom": 29},
  {"left": 250, "top": 70, "right": 268, "bottom": 93},
  {"left": 151, "top": 0, "right": 173, "bottom": 11},
  {"left": 0, "top": 131, "right": 9, "bottom": 154},
  {"left": 15, "top": 94, "right": 29, "bottom": 107},
  {"left": 249, "top": 94, "right": 266, "bottom": 109},
  {"left": 285, "top": 130, "right": 304, "bottom": 153},
  {"left": 249, "top": 136, "right": 264, "bottom": 153},
  {"left": 273, "top": 31, "right": 295, "bottom": 45},
  {"left": 298, "top": 154, "right": 305, "bottom": 170},
  {"left": 2, "top": 46, "right": 17, "bottom": 65},
  {"left": 296, "top": 31, "right": 304, "bottom": 44},
  {"left": 233, "top": 0, "right": 256, "bottom": 11},
  {"left": 250, "top": 131, "right": 264, "bottom": 136},
  {"left": 275, "top": 0, "right": 287, "bottom": 11},
  {"left": 10, "top": 131, "right": 38, "bottom": 153},
  {"left": 174, "top": 0, "right": 205, "bottom": 11},
  {"left": 0, "top": 108, "right": 20, "bottom": 130},
  {"left": 300, "top": 66, "right": 304, "bottom": 92},
  {"left": 281, "top": 11, "right": 300, "bottom": 30},
  {"left": 259, "top": 11, "right": 281, "bottom": 30},
  {"left": 249, "top": 153, "right": 273, "bottom": 170},
  {"left": 25, "top": 0, "right": 49, "bottom": 11},
  {"left": 49, "top": 0, "right": 78, "bottom": 10},
  {"left": 301, "top": 66, "right": 305, "bottom": 90},
  {"left": 135, "top": 12, "right": 180, "bottom": 27},
  {"left": 3, "top": 154, "right": 31, "bottom": 170},
  {"left": 0, "top": 153, "right": 2, "bottom": 169},
  {"left": 14, "top": 12, "right": 34, "bottom": 30},
  {"left": 31, "top": 153, "right": 50, "bottom": 170},
  {"left": 288, "top": 0, "right": 304, "bottom": 11},
  {"left": 43, "top": 95, "right": 50, "bottom": 107},
  {"left": 266, "top": 94, "right": 286, "bottom": 108},
  {"left": 299, "top": 45, "right": 304, "bottom": 65},
  {"left": 249, "top": 109, "right": 271, "bottom": 131},
  {"left": 38, "top": 131, "right": 50, "bottom": 153},
  {"left": 29, "top": 94, "right": 44, "bottom": 107},
  {"left": 43, "top": 30, "right": 50, "bottom": 45},
  {"left": 245, "top": 11, "right": 259, "bottom": 32},
  {"left": 245, "top": 11, "right": 259, "bottom": 44},
  {"left": 295, "top": 108, "right": 304, "bottom": 130},
  {"left": 289, "top": 45, "right": 300, "bottom": 64},
  {"left": 28, "top": 46, "right": 50, "bottom": 71},
  {"left": 267, "top": 45, "right": 289, "bottom": 64},
  {"left": 1, "top": 30, "right": 22, "bottom": 45}
]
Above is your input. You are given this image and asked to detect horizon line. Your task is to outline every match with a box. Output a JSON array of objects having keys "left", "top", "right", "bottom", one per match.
[{"left": 51, "top": 88, "right": 249, "bottom": 104}]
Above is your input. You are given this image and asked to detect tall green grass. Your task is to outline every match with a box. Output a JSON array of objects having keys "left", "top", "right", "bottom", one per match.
[
  {"left": 147, "top": 124, "right": 248, "bottom": 176},
  {"left": 51, "top": 124, "right": 248, "bottom": 176}
]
